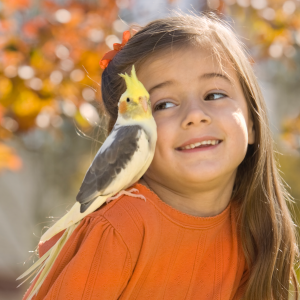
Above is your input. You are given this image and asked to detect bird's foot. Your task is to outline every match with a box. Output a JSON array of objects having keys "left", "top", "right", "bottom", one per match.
[{"left": 106, "top": 188, "right": 146, "bottom": 204}]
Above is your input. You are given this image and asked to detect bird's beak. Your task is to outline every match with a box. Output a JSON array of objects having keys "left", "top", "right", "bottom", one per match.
[{"left": 140, "top": 96, "right": 148, "bottom": 112}]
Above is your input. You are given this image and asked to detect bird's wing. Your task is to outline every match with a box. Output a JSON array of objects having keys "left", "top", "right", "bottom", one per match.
[
  {"left": 26, "top": 127, "right": 151, "bottom": 282},
  {"left": 76, "top": 124, "right": 150, "bottom": 213},
  {"left": 40, "top": 124, "right": 151, "bottom": 242}
]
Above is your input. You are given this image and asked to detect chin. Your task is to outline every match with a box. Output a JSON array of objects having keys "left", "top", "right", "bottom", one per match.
[
  {"left": 182, "top": 173, "right": 218, "bottom": 184},
  {"left": 177, "top": 167, "right": 226, "bottom": 184}
]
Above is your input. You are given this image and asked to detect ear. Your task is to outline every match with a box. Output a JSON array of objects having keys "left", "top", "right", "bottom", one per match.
[{"left": 248, "top": 117, "right": 255, "bottom": 145}]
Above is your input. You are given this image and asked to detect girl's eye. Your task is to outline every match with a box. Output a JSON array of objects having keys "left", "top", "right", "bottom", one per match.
[
  {"left": 205, "top": 92, "right": 227, "bottom": 101},
  {"left": 154, "top": 101, "right": 176, "bottom": 111}
]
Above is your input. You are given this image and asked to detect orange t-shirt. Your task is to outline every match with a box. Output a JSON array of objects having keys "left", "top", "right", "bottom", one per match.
[{"left": 23, "top": 183, "right": 249, "bottom": 300}]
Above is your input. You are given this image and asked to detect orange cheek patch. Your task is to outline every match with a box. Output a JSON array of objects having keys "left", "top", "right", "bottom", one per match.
[{"left": 119, "top": 101, "right": 127, "bottom": 114}]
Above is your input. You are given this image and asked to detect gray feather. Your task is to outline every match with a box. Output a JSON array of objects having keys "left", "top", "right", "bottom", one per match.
[{"left": 76, "top": 125, "right": 143, "bottom": 213}]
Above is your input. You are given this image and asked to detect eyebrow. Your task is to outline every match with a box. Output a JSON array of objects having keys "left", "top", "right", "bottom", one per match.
[
  {"left": 200, "top": 72, "right": 232, "bottom": 83},
  {"left": 148, "top": 72, "right": 232, "bottom": 94},
  {"left": 148, "top": 80, "right": 174, "bottom": 94}
]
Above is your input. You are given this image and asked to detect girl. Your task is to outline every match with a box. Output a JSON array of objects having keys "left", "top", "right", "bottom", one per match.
[{"left": 23, "top": 12, "right": 299, "bottom": 300}]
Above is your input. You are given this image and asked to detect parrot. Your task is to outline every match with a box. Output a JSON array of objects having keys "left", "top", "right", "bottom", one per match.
[{"left": 17, "top": 65, "right": 157, "bottom": 300}]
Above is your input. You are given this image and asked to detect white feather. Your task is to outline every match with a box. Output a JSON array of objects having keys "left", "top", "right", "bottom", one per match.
[{"left": 18, "top": 97, "right": 157, "bottom": 298}]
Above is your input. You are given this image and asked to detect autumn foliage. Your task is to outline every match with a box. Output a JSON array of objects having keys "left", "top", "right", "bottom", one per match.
[{"left": 0, "top": 0, "right": 119, "bottom": 172}]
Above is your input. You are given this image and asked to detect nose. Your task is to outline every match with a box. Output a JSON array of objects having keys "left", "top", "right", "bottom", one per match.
[{"left": 181, "top": 99, "right": 211, "bottom": 129}]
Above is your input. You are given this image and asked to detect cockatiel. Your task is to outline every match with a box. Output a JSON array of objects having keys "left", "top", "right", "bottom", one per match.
[{"left": 17, "top": 65, "right": 157, "bottom": 300}]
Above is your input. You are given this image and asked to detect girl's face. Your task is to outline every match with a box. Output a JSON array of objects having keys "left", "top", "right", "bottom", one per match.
[{"left": 137, "top": 47, "right": 255, "bottom": 192}]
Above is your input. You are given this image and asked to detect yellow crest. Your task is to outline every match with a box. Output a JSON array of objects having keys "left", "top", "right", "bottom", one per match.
[{"left": 119, "top": 65, "right": 149, "bottom": 97}]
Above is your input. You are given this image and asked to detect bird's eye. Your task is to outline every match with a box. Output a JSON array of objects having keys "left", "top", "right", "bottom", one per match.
[{"left": 126, "top": 98, "right": 130, "bottom": 102}]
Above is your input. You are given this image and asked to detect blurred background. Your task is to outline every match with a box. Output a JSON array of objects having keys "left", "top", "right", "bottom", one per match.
[{"left": 1, "top": 0, "right": 300, "bottom": 299}]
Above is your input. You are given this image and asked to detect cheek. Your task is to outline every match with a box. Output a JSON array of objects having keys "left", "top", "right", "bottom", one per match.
[
  {"left": 151, "top": 115, "right": 175, "bottom": 160},
  {"left": 219, "top": 104, "right": 249, "bottom": 139},
  {"left": 226, "top": 111, "right": 250, "bottom": 159},
  {"left": 231, "top": 111, "right": 249, "bottom": 140},
  {"left": 154, "top": 113, "right": 174, "bottom": 139}
]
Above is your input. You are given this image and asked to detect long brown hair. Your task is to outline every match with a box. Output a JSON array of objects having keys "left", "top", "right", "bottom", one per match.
[{"left": 101, "top": 12, "right": 299, "bottom": 300}]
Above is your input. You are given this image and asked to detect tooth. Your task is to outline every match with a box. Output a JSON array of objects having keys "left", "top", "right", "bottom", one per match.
[
  {"left": 195, "top": 142, "right": 201, "bottom": 147},
  {"left": 190, "top": 144, "right": 195, "bottom": 149},
  {"left": 202, "top": 141, "right": 207, "bottom": 145},
  {"left": 186, "top": 145, "right": 191, "bottom": 149},
  {"left": 211, "top": 140, "right": 216, "bottom": 145}
]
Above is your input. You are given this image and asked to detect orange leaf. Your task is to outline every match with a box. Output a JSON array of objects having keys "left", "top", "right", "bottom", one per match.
[
  {"left": 13, "top": 90, "right": 41, "bottom": 117},
  {"left": 0, "top": 142, "right": 22, "bottom": 172},
  {"left": 2, "top": 0, "right": 30, "bottom": 12},
  {"left": 0, "top": 105, "right": 5, "bottom": 123}
]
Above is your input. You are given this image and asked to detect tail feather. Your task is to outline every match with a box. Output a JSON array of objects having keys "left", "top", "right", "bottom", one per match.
[
  {"left": 18, "top": 192, "right": 116, "bottom": 299},
  {"left": 41, "top": 194, "right": 112, "bottom": 242},
  {"left": 16, "top": 249, "right": 51, "bottom": 281},
  {"left": 21, "top": 223, "right": 78, "bottom": 300},
  {"left": 40, "top": 202, "right": 81, "bottom": 242},
  {"left": 16, "top": 263, "right": 44, "bottom": 288}
]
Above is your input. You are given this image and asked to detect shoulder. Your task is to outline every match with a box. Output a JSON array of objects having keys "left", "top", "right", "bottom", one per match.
[
  {"left": 39, "top": 183, "right": 161, "bottom": 260},
  {"left": 88, "top": 183, "right": 160, "bottom": 222},
  {"left": 86, "top": 183, "right": 161, "bottom": 248}
]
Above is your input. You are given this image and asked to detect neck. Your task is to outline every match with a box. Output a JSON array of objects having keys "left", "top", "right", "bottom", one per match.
[{"left": 139, "top": 172, "right": 235, "bottom": 217}]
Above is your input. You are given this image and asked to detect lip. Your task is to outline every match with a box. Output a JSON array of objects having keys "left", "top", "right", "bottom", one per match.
[{"left": 176, "top": 136, "right": 222, "bottom": 150}]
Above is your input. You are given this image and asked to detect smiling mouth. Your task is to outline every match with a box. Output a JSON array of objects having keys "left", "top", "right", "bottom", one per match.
[{"left": 176, "top": 140, "right": 222, "bottom": 151}]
